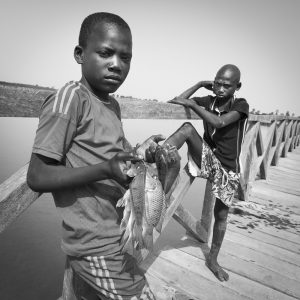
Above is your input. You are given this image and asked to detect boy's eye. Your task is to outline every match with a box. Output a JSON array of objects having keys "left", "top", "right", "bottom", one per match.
[
  {"left": 121, "top": 54, "right": 132, "bottom": 63},
  {"left": 98, "top": 50, "right": 112, "bottom": 58},
  {"left": 214, "top": 82, "right": 232, "bottom": 89}
]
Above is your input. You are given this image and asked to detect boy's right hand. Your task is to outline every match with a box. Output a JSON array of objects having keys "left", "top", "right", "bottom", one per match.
[
  {"left": 201, "top": 81, "right": 214, "bottom": 91},
  {"left": 108, "top": 151, "right": 143, "bottom": 188}
]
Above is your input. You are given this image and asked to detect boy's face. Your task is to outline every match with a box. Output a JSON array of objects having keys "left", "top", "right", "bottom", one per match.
[
  {"left": 213, "top": 69, "right": 240, "bottom": 100},
  {"left": 79, "top": 23, "right": 132, "bottom": 96}
]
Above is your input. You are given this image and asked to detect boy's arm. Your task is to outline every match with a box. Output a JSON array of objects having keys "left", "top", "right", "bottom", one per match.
[
  {"left": 177, "top": 81, "right": 213, "bottom": 99},
  {"left": 169, "top": 98, "right": 242, "bottom": 128},
  {"left": 27, "top": 151, "right": 141, "bottom": 193}
]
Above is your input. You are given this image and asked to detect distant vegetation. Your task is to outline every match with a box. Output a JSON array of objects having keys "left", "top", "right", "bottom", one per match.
[
  {"left": 0, "top": 81, "right": 195, "bottom": 119},
  {"left": 1, "top": 81, "right": 295, "bottom": 119}
]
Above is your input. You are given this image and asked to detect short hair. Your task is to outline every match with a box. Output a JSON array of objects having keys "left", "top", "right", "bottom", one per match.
[{"left": 79, "top": 12, "right": 131, "bottom": 48}]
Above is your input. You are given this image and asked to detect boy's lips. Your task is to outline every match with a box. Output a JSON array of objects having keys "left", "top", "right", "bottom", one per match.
[{"left": 104, "top": 75, "right": 122, "bottom": 84}]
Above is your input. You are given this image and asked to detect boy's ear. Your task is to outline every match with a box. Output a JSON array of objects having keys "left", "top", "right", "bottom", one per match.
[
  {"left": 74, "top": 45, "right": 84, "bottom": 64},
  {"left": 236, "top": 82, "right": 242, "bottom": 90}
]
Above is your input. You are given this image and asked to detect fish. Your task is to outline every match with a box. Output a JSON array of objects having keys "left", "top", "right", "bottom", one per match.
[
  {"left": 117, "top": 143, "right": 181, "bottom": 253},
  {"left": 117, "top": 161, "right": 166, "bottom": 252}
]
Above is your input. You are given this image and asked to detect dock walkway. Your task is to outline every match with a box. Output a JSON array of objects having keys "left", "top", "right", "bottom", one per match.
[{"left": 142, "top": 147, "right": 300, "bottom": 300}]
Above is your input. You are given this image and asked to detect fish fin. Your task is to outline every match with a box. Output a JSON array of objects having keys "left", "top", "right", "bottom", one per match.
[{"left": 117, "top": 190, "right": 130, "bottom": 207}]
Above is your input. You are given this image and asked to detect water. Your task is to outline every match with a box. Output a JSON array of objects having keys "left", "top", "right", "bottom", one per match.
[{"left": 0, "top": 118, "right": 206, "bottom": 300}]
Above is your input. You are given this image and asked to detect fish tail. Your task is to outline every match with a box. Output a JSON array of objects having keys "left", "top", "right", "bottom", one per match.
[
  {"left": 142, "top": 229, "right": 154, "bottom": 251},
  {"left": 133, "top": 223, "right": 144, "bottom": 249}
]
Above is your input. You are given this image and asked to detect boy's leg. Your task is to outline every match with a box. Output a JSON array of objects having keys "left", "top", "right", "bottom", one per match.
[
  {"left": 164, "top": 122, "right": 203, "bottom": 167},
  {"left": 206, "top": 198, "right": 229, "bottom": 281},
  {"left": 154, "top": 122, "right": 203, "bottom": 194}
]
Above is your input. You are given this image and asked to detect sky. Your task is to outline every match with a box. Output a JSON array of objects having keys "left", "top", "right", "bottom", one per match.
[{"left": 1, "top": 0, "right": 300, "bottom": 115}]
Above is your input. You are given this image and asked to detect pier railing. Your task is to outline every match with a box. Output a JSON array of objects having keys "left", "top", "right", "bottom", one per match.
[{"left": 0, "top": 102, "right": 299, "bottom": 299}]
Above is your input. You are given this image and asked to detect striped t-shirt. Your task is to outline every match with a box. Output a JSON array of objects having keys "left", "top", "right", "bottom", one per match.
[{"left": 32, "top": 81, "right": 128, "bottom": 257}]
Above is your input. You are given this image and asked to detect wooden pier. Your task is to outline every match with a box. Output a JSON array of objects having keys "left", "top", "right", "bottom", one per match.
[
  {"left": 0, "top": 84, "right": 299, "bottom": 300},
  {"left": 142, "top": 146, "right": 300, "bottom": 300}
]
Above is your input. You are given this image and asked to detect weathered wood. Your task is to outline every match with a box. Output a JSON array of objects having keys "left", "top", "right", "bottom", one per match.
[
  {"left": 173, "top": 203, "right": 208, "bottom": 242},
  {"left": 271, "top": 120, "right": 286, "bottom": 166},
  {"left": 259, "top": 121, "right": 276, "bottom": 179},
  {"left": 282, "top": 120, "right": 293, "bottom": 157},
  {"left": 0, "top": 163, "right": 40, "bottom": 233},
  {"left": 156, "top": 246, "right": 297, "bottom": 300},
  {"left": 142, "top": 247, "right": 250, "bottom": 300}
]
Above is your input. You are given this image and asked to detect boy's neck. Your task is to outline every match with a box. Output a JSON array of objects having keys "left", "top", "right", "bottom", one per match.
[
  {"left": 215, "top": 95, "right": 234, "bottom": 107},
  {"left": 80, "top": 77, "right": 110, "bottom": 101}
]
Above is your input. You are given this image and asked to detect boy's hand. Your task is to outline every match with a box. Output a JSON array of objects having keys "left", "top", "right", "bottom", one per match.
[
  {"left": 136, "top": 134, "right": 166, "bottom": 163},
  {"left": 108, "top": 151, "right": 142, "bottom": 187},
  {"left": 200, "top": 80, "right": 214, "bottom": 91}
]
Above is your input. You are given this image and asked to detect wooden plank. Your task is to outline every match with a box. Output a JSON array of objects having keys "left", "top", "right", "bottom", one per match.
[
  {"left": 228, "top": 212, "right": 300, "bottom": 245},
  {"left": 249, "top": 190, "right": 300, "bottom": 217},
  {"left": 177, "top": 239, "right": 300, "bottom": 299},
  {"left": 173, "top": 204, "right": 208, "bottom": 242},
  {"left": 224, "top": 230, "right": 300, "bottom": 266},
  {"left": 0, "top": 163, "right": 41, "bottom": 233},
  {"left": 176, "top": 239, "right": 300, "bottom": 299},
  {"left": 145, "top": 271, "right": 202, "bottom": 300},
  {"left": 227, "top": 226, "right": 300, "bottom": 254},
  {"left": 157, "top": 245, "right": 297, "bottom": 300},
  {"left": 254, "top": 181, "right": 300, "bottom": 196},
  {"left": 142, "top": 249, "right": 252, "bottom": 300},
  {"left": 221, "top": 238, "right": 300, "bottom": 282}
]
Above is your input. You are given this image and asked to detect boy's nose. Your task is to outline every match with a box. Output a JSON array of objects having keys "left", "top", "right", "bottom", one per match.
[{"left": 108, "top": 55, "right": 121, "bottom": 71}]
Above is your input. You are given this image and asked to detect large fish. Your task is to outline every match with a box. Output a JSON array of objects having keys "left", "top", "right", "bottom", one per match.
[{"left": 117, "top": 143, "right": 180, "bottom": 252}]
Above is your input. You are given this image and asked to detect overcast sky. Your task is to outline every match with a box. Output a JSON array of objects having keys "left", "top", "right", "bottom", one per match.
[{"left": 1, "top": 0, "right": 299, "bottom": 115}]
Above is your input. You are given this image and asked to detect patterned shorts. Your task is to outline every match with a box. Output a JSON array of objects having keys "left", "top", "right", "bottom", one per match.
[
  {"left": 69, "top": 251, "right": 156, "bottom": 300},
  {"left": 187, "top": 142, "right": 240, "bottom": 207}
]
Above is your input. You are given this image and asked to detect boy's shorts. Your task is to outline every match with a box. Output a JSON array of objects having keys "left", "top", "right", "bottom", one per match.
[
  {"left": 69, "top": 251, "right": 156, "bottom": 300},
  {"left": 187, "top": 141, "right": 240, "bottom": 207}
]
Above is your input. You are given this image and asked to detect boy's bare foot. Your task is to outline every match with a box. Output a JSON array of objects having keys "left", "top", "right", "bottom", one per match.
[{"left": 206, "top": 256, "right": 229, "bottom": 282}]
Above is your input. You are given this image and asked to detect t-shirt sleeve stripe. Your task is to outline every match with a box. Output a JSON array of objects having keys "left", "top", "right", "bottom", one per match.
[
  {"left": 51, "top": 82, "right": 76, "bottom": 113},
  {"left": 64, "top": 86, "right": 81, "bottom": 115},
  {"left": 59, "top": 83, "right": 76, "bottom": 113}
]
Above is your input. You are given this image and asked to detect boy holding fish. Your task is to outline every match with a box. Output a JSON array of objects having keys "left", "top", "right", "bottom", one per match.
[
  {"left": 27, "top": 12, "right": 162, "bottom": 300},
  {"left": 155, "top": 64, "right": 249, "bottom": 282}
]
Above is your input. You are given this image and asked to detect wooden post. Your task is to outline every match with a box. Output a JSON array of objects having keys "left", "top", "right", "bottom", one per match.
[{"left": 271, "top": 120, "right": 286, "bottom": 166}]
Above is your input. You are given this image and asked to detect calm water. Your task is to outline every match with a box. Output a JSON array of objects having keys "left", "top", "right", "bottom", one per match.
[{"left": 0, "top": 118, "right": 206, "bottom": 300}]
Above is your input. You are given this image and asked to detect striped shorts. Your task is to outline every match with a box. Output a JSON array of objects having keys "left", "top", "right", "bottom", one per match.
[
  {"left": 187, "top": 141, "right": 240, "bottom": 207},
  {"left": 69, "top": 251, "right": 156, "bottom": 300}
]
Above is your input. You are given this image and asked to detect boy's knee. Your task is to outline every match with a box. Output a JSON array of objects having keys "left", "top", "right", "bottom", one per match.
[{"left": 181, "top": 122, "right": 196, "bottom": 136}]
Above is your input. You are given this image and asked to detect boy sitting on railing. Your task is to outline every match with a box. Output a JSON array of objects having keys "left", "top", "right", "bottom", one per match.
[
  {"left": 27, "top": 12, "right": 163, "bottom": 300},
  {"left": 151, "top": 64, "right": 249, "bottom": 282}
]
